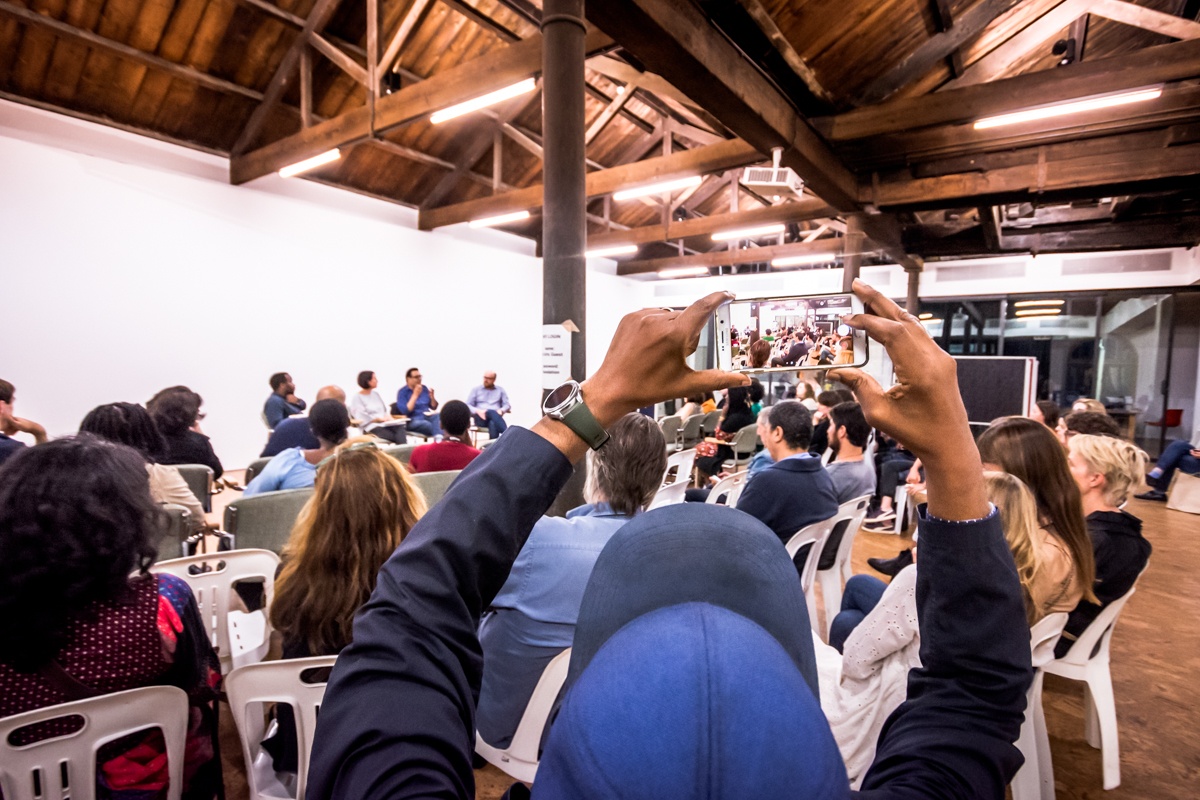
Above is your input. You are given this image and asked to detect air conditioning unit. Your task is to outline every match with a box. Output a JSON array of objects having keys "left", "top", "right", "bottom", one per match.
[{"left": 740, "top": 148, "right": 804, "bottom": 199}]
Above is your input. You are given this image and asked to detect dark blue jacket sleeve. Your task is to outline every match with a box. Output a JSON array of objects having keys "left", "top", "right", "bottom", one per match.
[
  {"left": 306, "top": 427, "right": 574, "bottom": 800},
  {"left": 856, "top": 507, "right": 1033, "bottom": 799}
]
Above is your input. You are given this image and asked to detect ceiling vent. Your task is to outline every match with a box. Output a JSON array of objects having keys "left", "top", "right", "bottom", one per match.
[{"left": 741, "top": 147, "right": 804, "bottom": 200}]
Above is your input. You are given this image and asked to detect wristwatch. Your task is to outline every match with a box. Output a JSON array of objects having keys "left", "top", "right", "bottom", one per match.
[{"left": 543, "top": 380, "right": 609, "bottom": 450}]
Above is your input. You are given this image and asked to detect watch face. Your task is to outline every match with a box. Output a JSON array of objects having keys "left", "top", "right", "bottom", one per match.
[{"left": 545, "top": 382, "right": 576, "bottom": 410}]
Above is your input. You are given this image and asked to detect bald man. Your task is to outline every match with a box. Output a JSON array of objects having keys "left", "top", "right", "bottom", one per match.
[
  {"left": 467, "top": 371, "right": 511, "bottom": 440},
  {"left": 261, "top": 385, "right": 348, "bottom": 457}
]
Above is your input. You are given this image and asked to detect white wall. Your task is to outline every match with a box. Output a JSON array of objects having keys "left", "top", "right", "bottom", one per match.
[{"left": 0, "top": 101, "right": 650, "bottom": 468}]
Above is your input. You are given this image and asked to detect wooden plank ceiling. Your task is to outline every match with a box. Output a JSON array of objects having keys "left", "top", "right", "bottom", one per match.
[{"left": 2, "top": 0, "right": 1198, "bottom": 276}]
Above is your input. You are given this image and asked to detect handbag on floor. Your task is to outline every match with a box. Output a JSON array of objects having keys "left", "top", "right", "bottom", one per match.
[{"left": 1166, "top": 471, "right": 1200, "bottom": 514}]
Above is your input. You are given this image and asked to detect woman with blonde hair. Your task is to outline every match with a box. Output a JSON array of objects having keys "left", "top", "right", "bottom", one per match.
[
  {"left": 1058, "top": 434, "right": 1152, "bottom": 657},
  {"left": 264, "top": 440, "right": 427, "bottom": 772}
]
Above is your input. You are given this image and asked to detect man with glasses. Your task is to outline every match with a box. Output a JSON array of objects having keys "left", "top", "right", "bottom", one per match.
[
  {"left": 397, "top": 368, "right": 440, "bottom": 439},
  {"left": 467, "top": 371, "right": 511, "bottom": 441}
]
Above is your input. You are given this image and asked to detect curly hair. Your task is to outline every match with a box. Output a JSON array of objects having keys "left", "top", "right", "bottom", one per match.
[
  {"left": 0, "top": 436, "right": 161, "bottom": 671},
  {"left": 147, "top": 386, "right": 203, "bottom": 437},
  {"left": 80, "top": 402, "right": 166, "bottom": 462}
]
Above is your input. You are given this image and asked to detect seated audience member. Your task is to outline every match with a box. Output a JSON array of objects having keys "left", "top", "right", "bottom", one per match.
[
  {"left": 808, "top": 389, "right": 854, "bottom": 456},
  {"left": 676, "top": 392, "right": 706, "bottom": 420},
  {"left": 748, "top": 338, "right": 771, "bottom": 369},
  {"left": 80, "top": 402, "right": 206, "bottom": 528},
  {"left": 1072, "top": 397, "right": 1108, "bottom": 415},
  {"left": 748, "top": 377, "right": 765, "bottom": 415},
  {"left": 264, "top": 372, "right": 306, "bottom": 430},
  {"left": 693, "top": 385, "right": 755, "bottom": 480},
  {"left": 0, "top": 378, "right": 48, "bottom": 466},
  {"left": 1058, "top": 410, "right": 1122, "bottom": 445},
  {"left": 1059, "top": 434, "right": 1152, "bottom": 657},
  {"left": 409, "top": 401, "right": 481, "bottom": 474},
  {"left": 796, "top": 379, "right": 821, "bottom": 411},
  {"left": 772, "top": 335, "right": 811, "bottom": 367},
  {"left": 736, "top": 400, "right": 839, "bottom": 559},
  {"left": 0, "top": 437, "right": 222, "bottom": 798},
  {"left": 397, "top": 367, "right": 440, "bottom": 438},
  {"left": 978, "top": 416, "right": 1097, "bottom": 612},
  {"left": 245, "top": 399, "right": 350, "bottom": 496},
  {"left": 864, "top": 436, "right": 917, "bottom": 531},
  {"left": 700, "top": 392, "right": 717, "bottom": 414},
  {"left": 1029, "top": 399, "right": 1061, "bottom": 431},
  {"left": 262, "top": 385, "right": 348, "bottom": 457},
  {"left": 833, "top": 336, "right": 856, "bottom": 366},
  {"left": 349, "top": 371, "right": 407, "bottom": 445},
  {"left": 263, "top": 442, "right": 427, "bottom": 772},
  {"left": 305, "top": 284, "right": 1037, "bottom": 800},
  {"left": 467, "top": 371, "right": 512, "bottom": 440},
  {"left": 1138, "top": 437, "right": 1200, "bottom": 501},
  {"left": 476, "top": 414, "right": 665, "bottom": 749},
  {"left": 147, "top": 385, "right": 223, "bottom": 478},
  {"left": 824, "top": 401, "right": 877, "bottom": 503},
  {"left": 685, "top": 408, "right": 775, "bottom": 503}
]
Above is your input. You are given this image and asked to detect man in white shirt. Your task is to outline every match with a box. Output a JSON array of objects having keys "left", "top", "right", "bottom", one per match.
[{"left": 467, "top": 371, "right": 512, "bottom": 440}]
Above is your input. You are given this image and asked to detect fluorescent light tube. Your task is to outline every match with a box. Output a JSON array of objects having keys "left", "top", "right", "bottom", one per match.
[
  {"left": 974, "top": 87, "right": 1162, "bottom": 130},
  {"left": 1015, "top": 309, "right": 1063, "bottom": 317},
  {"left": 918, "top": 312, "right": 934, "bottom": 320},
  {"left": 771, "top": 252, "right": 837, "bottom": 268},
  {"left": 711, "top": 223, "right": 785, "bottom": 241},
  {"left": 586, "top": 244, "right": 638, "bottom": 258},
  {"left": 469, "top": 210, "right": 531, "bottom": 228},
  {"left": 921, "top": 318, "right": 943, "bottom": 325},
  {"left": 613, "top": 175, "right": 702, "bottom": 201},
  {"left": 279, "top": 148, "right": 341, "bottom": 178},
  {"left": 657, "top": 266, "right": 710, "bottom": 279},
  {"left": 431, "top": 78, "right": 537, "bottom": 124},
  {"left": 1013, "top": 299, "right": 1065, "bottom": 307}
]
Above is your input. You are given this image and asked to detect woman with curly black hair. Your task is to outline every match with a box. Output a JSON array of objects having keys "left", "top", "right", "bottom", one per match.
[
  {"left": 147, "top": 386, "right": 224, "bottom": 478},
  {"left": 80, "top": 401, "right": 206, "bottom": 527},
  {"left": 0, "top": 437, "right": 222, "bottom": 798}
]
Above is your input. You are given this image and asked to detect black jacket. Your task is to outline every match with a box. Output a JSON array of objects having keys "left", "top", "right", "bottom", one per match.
[
  {"left": 735, "top": 455, "right": 840, "bottom": 547},
  {"left": 160, "top": 429, "right": 224, "bottom": 479}
]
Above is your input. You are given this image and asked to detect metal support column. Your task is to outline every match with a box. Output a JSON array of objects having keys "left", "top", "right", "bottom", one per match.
[
  {"left": 841, "top": 215, "right": 864, "bottom": 293},
  {"left": 905, "top": 267, "right": 920, "bottom": 316}
]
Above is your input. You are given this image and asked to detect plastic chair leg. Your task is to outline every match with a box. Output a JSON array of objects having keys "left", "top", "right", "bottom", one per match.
[
  {"left": 1011, "top": 710, "right": 1040, "bottom": 800},
  {"left": 1083, "top": 667, "right": 1121, "bottom": 789},
  {"left": 1033, "top": 678, "right": 1056, "bottom": 800},
  {"left": 817, "top": 569, "right": 842, "bottom": 643}
]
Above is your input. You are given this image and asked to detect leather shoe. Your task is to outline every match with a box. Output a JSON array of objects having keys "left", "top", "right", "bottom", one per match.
[
  {"left": 1135, "top": 489, "right": 1167, "bottom": 501},
  {"left": 867, "top": 549, "right": 914, "bottom": 577}
]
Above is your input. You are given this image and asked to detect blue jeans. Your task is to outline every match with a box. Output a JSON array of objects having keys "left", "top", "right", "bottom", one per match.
[
  {"left": 407, "top": 413, "right": 441, "bottom": 438},
  {"left": 1154, "top": 439, "right": 1200, "bottom": 489},
  {"left": 474, "top": 410, "right": 508, "bottom": 440},
  {"left": 829, "top": 574, "right": 888, "bottom": 653}
]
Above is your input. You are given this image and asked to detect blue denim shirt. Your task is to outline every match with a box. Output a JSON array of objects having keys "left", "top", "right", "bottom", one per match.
[{"left": 396, "top": 385, "right": 435, "bottom": 418}]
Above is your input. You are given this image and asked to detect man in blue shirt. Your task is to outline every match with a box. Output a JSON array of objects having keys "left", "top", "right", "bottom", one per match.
[
  {"left": 466, "top": 371, "right": 512, "bottom": 440},
  {"left": 396, "top": 367, "right": 440, "bottom": 438},
  {"left": 260, "top": 385, "right": 345, "bottom": 457},
  {"left": 263, "top": 372, "right": 306, "bottom": 430},
  {"left": 475, "top": 413, "right": 666, "bottom": 749},
  {"left": 0, "top": 379, "right": 47, "bottom": 466}
]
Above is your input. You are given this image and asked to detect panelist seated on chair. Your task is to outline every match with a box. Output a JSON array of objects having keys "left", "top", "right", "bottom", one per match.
[
  {"left": 397, "top": 367, "right": 441, "bottom": 439},
  {"left": 409, "top": 401, "right": 481, "bottom": 474},
  {"left": 349, "top": 371, "right": 407, "bottom": 445},
  {"left": 262, "top": 443, "right": 427, "bottom": 774},
  {"left": 264, "top": 371, "right": 307, "bottom": 430},
  {"left": 262, "top": 386, "right": 349, "bottom": 458},
  {"left": 475, "top": 414, "right": 665, "bottom": 750},
  {"left": 245, "top": 400, "right": 350, "bottom": 496},
  {"left": 0, "top": 436, "right": 223, "bottom": 799},
  {"left": 467, "top": 371, "right": 511, "bottom": 440}
]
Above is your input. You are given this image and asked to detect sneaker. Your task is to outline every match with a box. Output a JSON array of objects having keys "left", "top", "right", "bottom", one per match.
[
  {"left": 1135, "top": 489, "right": 1167, "bottom": 502},
  {"left": 867, "top": 549, "right": 914, "bottom": 577},
  {"left": 865, "top": 508, "right": 896, "bottom": 522}
]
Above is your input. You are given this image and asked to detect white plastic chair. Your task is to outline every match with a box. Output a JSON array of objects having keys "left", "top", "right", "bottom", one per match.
[
  {"left": 664, "top": 448, "right": 696, "bottom": 486},
  {"left": 1012, "top": 612, "right": 1069, "bottom": 800},
  {"left": 151, "top": 549, "right": 281, "bottom": 674},
  {"left": 1042, "top": 582, "right": 1141, "bottom": 790},
  {"left": 0, "top": 685, "right": 189, "bottom": 800},
  {"left": 476, "top": 647, "right": 572, "bottom": 784},
  {"left": 679, "top": 414, "right": 705, "bottom": 447},
  {"left": 658, "top": 415, "right": 682, "bottom": 451},
  {"left": 721, "top": 424, "right": 760, "bottom": 472},
  {"left": 784, "top": 519, "right": 836, "bottom": 633},
  {"left": 650, "top": 479, "right": 691, "bottom": 509},
  {"left": 224, "top": 655, "right": 337, "bottom": 800},
  {"left": 706, "top": 470, "right": 749, "bottom": 508},
  {"left": 814, "top": 494, "right": 872, "bottom": 641}
]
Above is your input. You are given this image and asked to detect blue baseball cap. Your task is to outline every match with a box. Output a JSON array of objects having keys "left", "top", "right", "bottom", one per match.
[{"left": 532, "top": 503, "right": 849, "bottom": 798}]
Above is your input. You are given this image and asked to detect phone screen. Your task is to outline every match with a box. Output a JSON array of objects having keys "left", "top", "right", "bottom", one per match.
[{"left": 715, "top": 293, "right": 867, "bottom": 373}]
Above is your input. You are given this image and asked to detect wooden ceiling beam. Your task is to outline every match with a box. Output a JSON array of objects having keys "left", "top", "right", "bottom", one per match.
[
  {"left": 310, "top": 33, "right": 368, "bottom": 86},
  {"left": 0, "top": 0, "right": 263, "bottom": 101},
  {"left": 439, "top": 0, "right": 521, "bottom": 42},
  {"left": 855, "top": 0, "right": 1025, "bottom": 104},
  {"left": 230, "top": 29, "right": 614, "bottom": 185},
  {"left": 907, "top": 215, "right": 1200, "bottom": 254},
  {"left": 821, "top": 38, "right": 1200, "bottom": 140},
  {"left": 380, "top": 0, "right": 434, "bottom": 81},
  {"left": 616, "top": 238, "right": 844, "bottom": 276},
  {"left": 226, "top": 0, "right": 369, "bottom": 61},
  {"left": 585, "top": 79, "right": 636, "bottom": 145},
  {"left": 588, "top": 196, "right": 835, "bottom": 248},
  {"left": 931, "top": 0, "right": 967, "bottom": 77},
  {"left": 418, "top": 138, "right": 762, "bottom": 230},
  {"left": 588, "top": 55, "right": 727, "bottom": 136},
  {"left": 944, "top": 0, "right": 1092, "bottom": 89},
  {"left": 1088, "top": 0, "right": 1200, "bottom": 39},
  {"left": 732, "top": 0, "right": 836, "bottom": 105},
  {"left": 585, "top": 0, "right": 860, "bottom": 211}
]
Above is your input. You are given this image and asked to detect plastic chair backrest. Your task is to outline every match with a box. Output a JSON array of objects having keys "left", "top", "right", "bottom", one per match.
[
  {"left": 1053, "top": 583, "right": 1138, "bottom": 667},
  {"left": 224, "top": 656, "right": 336, "bottom": 800},
  {"left": 1030, "top": 612, "right": 1069, "bottom": 669},
  {"left": 730, "top": 424, "right": 759, "bottom": 455},
  {"left": 381, "top": 443, "right": 419, "bottom": 465},
  {"left": 151, "top": 550, "right": 281, "bottom": 671},
  {"left": 155, "top": 504, "right": 193, "bottom": 563},
  {"left": 244, "top": 457, "right": 272, "bottom": 485},
  {"left": 680, "top": 414, "right": 705, "bottom": 444},
  {"left": 821, "top": 494, "right": 872, "bottom": 573},
  {"left": 664, "top": 448, "right": 696, "bottom": 485},
  {"left": 475, "top": 648, "right": 572, "bottom": 784},
  {"left": 223, "top": 488, "right": 314, "bottom": 553},
  {"left": 702, "top": 409, "right": 722, "bottom": 435},
  {"left": 785, "top": 518, "right": 835, "bottom": 593},
  {"left": 658, "top": 415, "right": 682, "bottom": 448},
  {"left": 411, "top": 469, "right": 461, "bottom": 507},
  {"left": 649, "top": 479, "right": 690, "bottom": 509},
  {"left": 0, "top": 685, "right": 189, "bottom": 800},
  {"left": 175, "top": 464, "right": 214, "bottom": 513},
  {"left": 706, "top": 471, "right": 749, "bottom": 506}
]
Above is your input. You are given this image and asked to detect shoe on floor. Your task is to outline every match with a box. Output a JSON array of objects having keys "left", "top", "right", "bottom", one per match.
[
  {"left": 862, "top": 518, "right": 897, "bottom": 533},
  {"left": 1135, "top": 489, "right": 1167, "bottom": 501},
  {"left": 866, "top": 508, "right": 896, "bottom": 522},
  {"left": 867, "top": 549, "right": 914, "bottom": 577}
]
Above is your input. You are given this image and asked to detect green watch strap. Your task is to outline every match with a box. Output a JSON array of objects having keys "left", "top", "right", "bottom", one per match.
[{"left": 561, "top": 399, "right": 610, "bottom": 450}]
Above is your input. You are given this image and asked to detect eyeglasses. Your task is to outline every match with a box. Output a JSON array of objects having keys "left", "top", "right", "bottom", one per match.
[{"left": 317, "top": 440, "right": 379, "bottom": 470}]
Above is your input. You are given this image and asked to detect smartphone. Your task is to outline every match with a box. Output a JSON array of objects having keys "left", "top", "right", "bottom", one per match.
[{"left": 714, "top": 293, "right": 868, "bottom": 373}]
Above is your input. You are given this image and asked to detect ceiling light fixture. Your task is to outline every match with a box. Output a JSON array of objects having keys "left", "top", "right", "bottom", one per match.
[
  {"left": 921, "top": 317, "right": 944, "bottom": 325},
  {"left": 1015, "top": 308, "right": 1063, "bottom": 317},
  {"left": 613, "top": 175, "right": 702, "bottom": 201},
  {"left": 918, "top": 312, "right": 934, "bottom": 320},
  {"left": 586, "top": 244, "right": 638, "bottom": 258},
  {"left": 657, "top": 266, "right": 710, "bottom": 279},
  {"left": 771, "top": 252, "right": 838, "bottom": 268},
  {"left": 1013, "top": 299, "right": 1066, "bottom": 307},
  {"left": 711, "top": 223, "right": 785, "bottom": 241},
  {"left": 973, "top": 87, "right": 1162, "bottom": 130},
  {"left": 430, "top": 78, "right": 537, "bottom": 124},
  {"left": 278, "top": 148, "right": 341, "bottom": 178},
  {"left": 468, "top": 210, "right": 531, "bottom": 228}
]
